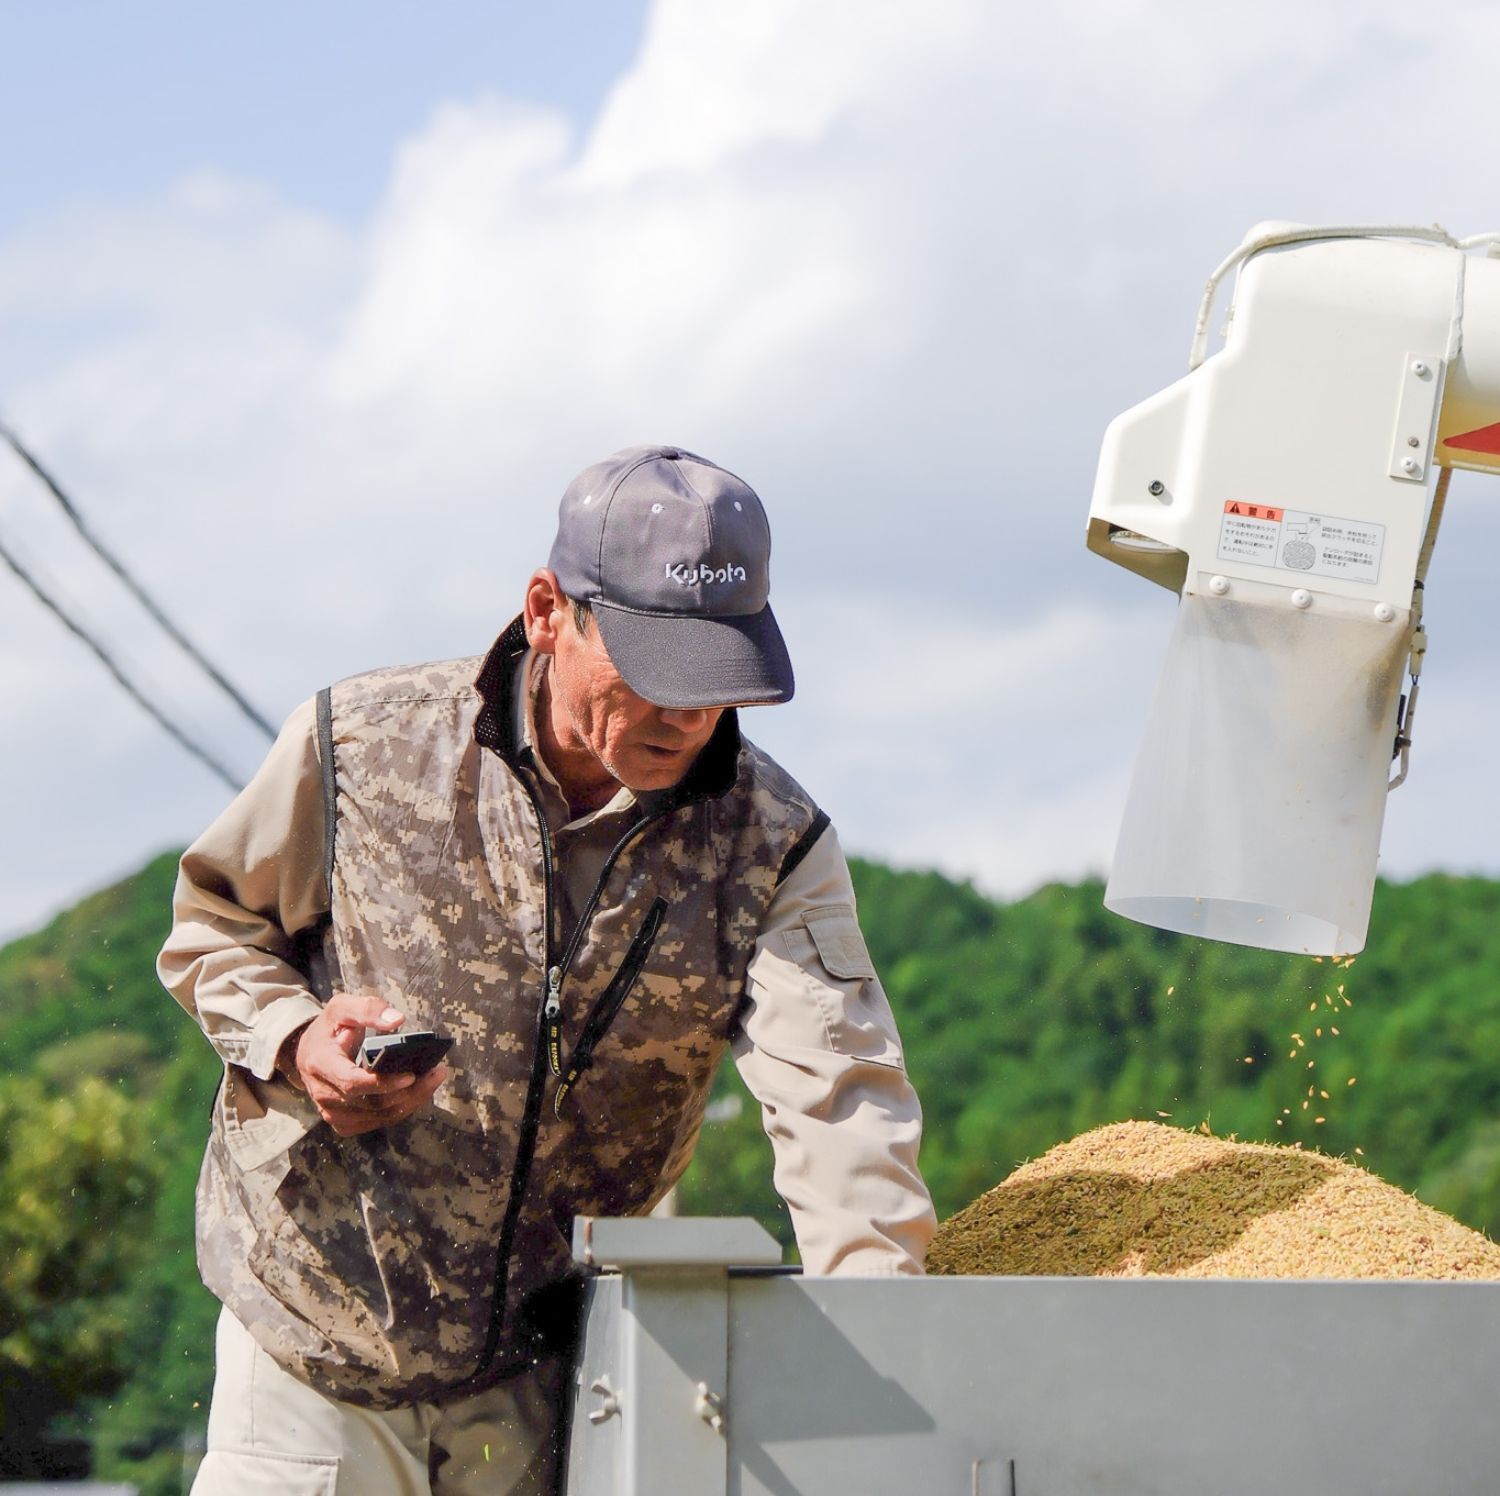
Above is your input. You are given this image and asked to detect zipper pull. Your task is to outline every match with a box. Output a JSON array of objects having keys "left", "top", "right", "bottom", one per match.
[{"left": 544, "top": 965, "right": 563, "bottom": 1076}]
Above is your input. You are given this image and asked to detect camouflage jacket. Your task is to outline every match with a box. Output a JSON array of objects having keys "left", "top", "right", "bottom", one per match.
[{"left": 186, "top": 618, "right": 843, "bottom": 1407}]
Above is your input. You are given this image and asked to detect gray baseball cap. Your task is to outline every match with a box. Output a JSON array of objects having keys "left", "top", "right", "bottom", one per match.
[{"left": 547, "top": 444, "right": 794, "bottom": 708}]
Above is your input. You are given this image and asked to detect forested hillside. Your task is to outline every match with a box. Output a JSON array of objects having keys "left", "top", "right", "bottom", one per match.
[{"left": 2, "top": 853, "right": 1497, "bottom": 1490}]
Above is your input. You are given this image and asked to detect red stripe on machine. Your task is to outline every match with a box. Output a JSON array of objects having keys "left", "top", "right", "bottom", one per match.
[{"left": 1441, "top": 420, "right": 1500, "bottom": 455}]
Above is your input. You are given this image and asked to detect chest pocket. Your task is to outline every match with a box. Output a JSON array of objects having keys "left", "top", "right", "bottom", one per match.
[{"left": 554, "top": 897, "right": 670, "bottom": 1115}]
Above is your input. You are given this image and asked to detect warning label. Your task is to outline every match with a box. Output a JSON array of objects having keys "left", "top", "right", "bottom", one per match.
[
  {"left": 1216, "top": 502, "right": 1384, "bottom": 585},
  {"left": 1217, "top": 501, "right": 1283, "bottom": 567}
]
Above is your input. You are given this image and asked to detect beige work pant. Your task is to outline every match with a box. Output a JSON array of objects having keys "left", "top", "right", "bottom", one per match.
[{"left": 192, "top": 1307, "right": 570, "bottom": 1495}]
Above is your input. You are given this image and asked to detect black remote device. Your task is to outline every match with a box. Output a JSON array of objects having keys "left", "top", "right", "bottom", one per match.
[{"left": 357, "top": 1031, "right": 453, "bottom": 1075}]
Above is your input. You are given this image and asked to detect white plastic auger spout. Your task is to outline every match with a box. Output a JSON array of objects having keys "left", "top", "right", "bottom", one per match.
[{"left": 1087, "top": 224, "right": 1500, "bottom": 955}]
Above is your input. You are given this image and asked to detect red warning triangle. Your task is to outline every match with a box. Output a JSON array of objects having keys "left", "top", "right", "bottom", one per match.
[{"left": 1442, "top": 420, "right": 1500, "bottom": 455}]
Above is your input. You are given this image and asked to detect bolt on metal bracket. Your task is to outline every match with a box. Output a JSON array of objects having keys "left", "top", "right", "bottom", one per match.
[
  {"left": 1388, "top": 353, "right": 1445, "bottom": 482},
  {"left": 694, "top": 1381, "right": 725, "bottom": 1435}
]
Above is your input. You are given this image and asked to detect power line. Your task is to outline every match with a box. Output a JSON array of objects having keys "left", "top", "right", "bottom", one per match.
[
  {"left": 0, "top": 529, "right": 244, "bottom": 793},
  {"left": 0, "top": 416, "right": 277, "bottom": 741}
]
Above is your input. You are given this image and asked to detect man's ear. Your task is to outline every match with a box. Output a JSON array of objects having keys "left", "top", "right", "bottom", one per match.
[{"left": 523, "top": 569, "right": 566, "bottom": 655}]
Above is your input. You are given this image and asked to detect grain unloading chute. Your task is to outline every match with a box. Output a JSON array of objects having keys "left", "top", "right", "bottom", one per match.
[
  {"left": 561, "top": 1217, "right": 1500, "bottom": 1494},
  {"left": 1089, "top": 223, "right": 1500, "bottom": 956}
]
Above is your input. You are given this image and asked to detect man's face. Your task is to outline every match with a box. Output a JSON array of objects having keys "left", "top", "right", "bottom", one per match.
[{"left": 544, "top": 604, "right": 723, "bottom": 795}]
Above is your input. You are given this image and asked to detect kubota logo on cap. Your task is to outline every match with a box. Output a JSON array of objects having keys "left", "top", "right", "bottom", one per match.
[{"left": 665, "top": 561, "right": 748, "bottom": 586}]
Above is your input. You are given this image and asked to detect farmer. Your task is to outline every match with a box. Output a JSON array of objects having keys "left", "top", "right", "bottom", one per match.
[{"left": 160, "top": 443, "right": 934, "bottom": 1493}]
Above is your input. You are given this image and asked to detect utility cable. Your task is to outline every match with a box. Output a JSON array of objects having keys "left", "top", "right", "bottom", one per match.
[
  {"left": 0, "top": 417, "right": 276, "bottom": 741},
  {"left": 0, "top": 529, "right": 244, "bottom": 792}
]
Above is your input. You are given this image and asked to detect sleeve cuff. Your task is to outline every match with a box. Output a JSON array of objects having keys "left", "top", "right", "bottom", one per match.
[{"left": 242, "top": 995, "right": 326, "bottom": 1080}]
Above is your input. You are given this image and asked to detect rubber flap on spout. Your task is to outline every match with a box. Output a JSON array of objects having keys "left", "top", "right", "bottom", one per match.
[{"left": 1104, "top": 589, "right": 1409, "bottom": 956}]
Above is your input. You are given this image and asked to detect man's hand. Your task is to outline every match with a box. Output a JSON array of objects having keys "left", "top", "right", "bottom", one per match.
[{"left": 279, "top": 994, "right": 448, "bottom": 1137}]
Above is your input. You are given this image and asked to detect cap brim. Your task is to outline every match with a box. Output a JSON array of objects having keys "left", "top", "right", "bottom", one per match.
[{"left": 592, "top": 602, "right": 795, "bottom": 708}]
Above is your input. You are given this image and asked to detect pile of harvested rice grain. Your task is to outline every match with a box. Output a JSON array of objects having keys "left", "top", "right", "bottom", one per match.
[{"left": 927, "top": 1121, "right": 1500, "bottom": 1280}]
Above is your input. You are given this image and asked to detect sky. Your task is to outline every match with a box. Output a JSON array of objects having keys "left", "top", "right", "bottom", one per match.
[{"left": 2, "top": 0, "right": 1499, "bottom": 940}]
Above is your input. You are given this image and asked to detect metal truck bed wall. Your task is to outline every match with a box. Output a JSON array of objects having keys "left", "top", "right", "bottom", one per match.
[{"left": 564, "top": 1218, "right": 1500, "bottom": 1496}]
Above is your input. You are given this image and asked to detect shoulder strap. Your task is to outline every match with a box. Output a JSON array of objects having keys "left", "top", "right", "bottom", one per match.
[
  {"left": 315, "top": 686, "right": 337, "bottom": 896},
  {"left": 776, "top": 808, "right": 831, "bottom": 887}
]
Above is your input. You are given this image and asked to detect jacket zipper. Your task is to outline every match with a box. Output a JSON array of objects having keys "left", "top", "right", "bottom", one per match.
[
  {"left": 543, "top": 818, "right": 677, "bottom": 1075},
  {"left": 473, "top": 793, "right": 682, "bottom": 1382},
  {"left": 553, "top": 897, "right": 667, "bottom": 1116}
]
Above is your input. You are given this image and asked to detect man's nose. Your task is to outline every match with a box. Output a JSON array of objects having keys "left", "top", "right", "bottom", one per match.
[{"left": 658, "top": 706, "right": 711, "bottom": 732}]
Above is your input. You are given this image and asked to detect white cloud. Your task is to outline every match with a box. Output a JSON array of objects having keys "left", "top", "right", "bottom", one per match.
[
  {"left": 750, "top": 595, "right": 1171, "bottom": 895},
  {"left": 3, "top": 0, "right": 1500, "bottom": 936}
]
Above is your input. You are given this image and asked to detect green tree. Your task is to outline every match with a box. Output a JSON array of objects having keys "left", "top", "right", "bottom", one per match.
[
  {"left": 0, "top": 1074, "right": 159, "bottom": 1477},
  {"left": 7, "top": 852, "right": 1500, "bottom": 1487}
]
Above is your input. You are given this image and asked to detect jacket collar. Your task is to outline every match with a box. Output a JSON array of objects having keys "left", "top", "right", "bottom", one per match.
[{"left": 473, "top": 615, "right": 743, "bottom": 805}]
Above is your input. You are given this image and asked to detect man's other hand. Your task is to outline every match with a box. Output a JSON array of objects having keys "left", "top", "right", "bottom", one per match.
[{"left": 280, "top": 994, "right": 448, "bottom": 1136}]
